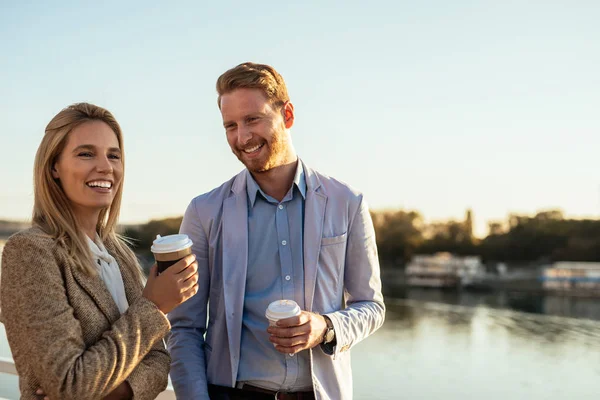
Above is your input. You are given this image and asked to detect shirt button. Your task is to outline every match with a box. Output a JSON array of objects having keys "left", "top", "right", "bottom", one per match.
[
  {"left": 285, "top": 275, "right": 291, "bottom": 281},
  {"left": 282, "top": 240, "right": 287, "bottom": 246},
  {"left": 278, "top": 204, "right": 284, "bottom": 210}
]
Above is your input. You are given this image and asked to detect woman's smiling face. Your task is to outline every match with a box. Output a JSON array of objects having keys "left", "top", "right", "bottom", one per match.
[{"left": 52, "top": 120, "right": 123, "bottom": 218}]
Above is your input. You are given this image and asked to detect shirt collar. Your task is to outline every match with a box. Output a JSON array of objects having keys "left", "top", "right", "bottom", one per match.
[{"left": 246, "top": 160, "right": 306, "bottom": 208}]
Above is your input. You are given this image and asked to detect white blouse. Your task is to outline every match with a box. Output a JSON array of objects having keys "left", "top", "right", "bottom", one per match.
[{"left": 86, "top": 235, "right": 129, "bottom": 314}]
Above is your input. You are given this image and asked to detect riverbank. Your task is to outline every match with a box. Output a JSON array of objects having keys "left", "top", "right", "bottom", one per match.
[
  {"left": 381, "top": 267, "right": 545, "bottom": 296},
  {"left": 382, "top": 265, "right": 600, "bottom": 301}
]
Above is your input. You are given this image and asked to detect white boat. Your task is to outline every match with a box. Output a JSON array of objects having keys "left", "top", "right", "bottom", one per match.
[
  {"left": 405, "top": 252, "right": 486, "bottom": 288},
  {"left": 542, "top": 262, "right": 600, "bottom": 294}
]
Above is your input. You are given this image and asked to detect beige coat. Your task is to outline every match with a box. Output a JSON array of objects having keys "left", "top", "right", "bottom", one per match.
[{"left": 0, "top": 227, "right": 170, "bottom": 400}]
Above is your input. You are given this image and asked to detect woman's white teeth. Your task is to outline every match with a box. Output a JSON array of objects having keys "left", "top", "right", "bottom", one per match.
[
  {"left": 243, "top": 144, "right": 263, "bottom": 153},
  {"left": 87, "top": 181, "right": 112, "bottom": 188}
]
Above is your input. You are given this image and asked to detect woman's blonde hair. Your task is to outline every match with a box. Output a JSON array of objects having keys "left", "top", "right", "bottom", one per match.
[{"left": 33, "top": 102, "right": 142, "bottom": 278}]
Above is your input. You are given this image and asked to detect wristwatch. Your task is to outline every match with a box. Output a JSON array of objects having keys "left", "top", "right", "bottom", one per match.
[{"left": 322, "top": 316, "right": 335, "bottom": 344}]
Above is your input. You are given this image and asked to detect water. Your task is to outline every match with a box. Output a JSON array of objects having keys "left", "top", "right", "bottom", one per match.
[
  {"left": 351, "top": 294, "right": 600, "bottom": 400},
  {"left": 2, "top": 291, "right": 600, "bottom": 399}
]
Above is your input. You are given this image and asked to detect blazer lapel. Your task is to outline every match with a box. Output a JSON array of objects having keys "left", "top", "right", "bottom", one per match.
[
  {"left": 222, "top": 171, "right": 249, "bottom": 385},
  {"left": 303, "top": 163, "right": 327, "bottom": 311},
  {"left": 71, "top": 258, "right": 121, "bottom": 323}
]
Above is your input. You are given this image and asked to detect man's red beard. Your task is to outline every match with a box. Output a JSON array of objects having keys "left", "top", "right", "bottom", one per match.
[{"left": 235, "top": 131, "right": 287, "bottom": 173}]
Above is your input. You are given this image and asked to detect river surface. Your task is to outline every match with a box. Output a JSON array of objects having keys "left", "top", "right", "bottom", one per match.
[
  {"left": 351, "top": 289, "right": 600, "bottom": 399},
  {"left": 2, "top": 289, "right": 600, "bottom": 399}
]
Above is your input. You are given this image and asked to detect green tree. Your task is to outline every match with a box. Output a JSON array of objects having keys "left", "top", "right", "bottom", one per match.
[{"left": 371, "top": 210, "right": 424, "bottom": 265}]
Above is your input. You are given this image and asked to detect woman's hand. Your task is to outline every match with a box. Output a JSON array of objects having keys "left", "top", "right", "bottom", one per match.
[
  {"left": 102, "top": 382, "right": 133, "bottom": 400},
  {"left": 37, "top": 381, "right": 133, "bottom": 400},
  {"left": 142, "top": 254, "right": 199, "bottom": 314}
]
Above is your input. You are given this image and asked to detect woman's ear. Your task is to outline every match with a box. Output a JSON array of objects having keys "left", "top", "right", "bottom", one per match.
[{"left": 51, "top": 165, "right": 59, "bottom": 179}]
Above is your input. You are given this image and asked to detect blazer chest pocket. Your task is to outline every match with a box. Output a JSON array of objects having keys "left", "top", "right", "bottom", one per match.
[
  {"left": 319, "top": 232, "right": 348, "bottom": 286},
  {"left": 321, "top": 232, "right": 347, "bottom": 246}
]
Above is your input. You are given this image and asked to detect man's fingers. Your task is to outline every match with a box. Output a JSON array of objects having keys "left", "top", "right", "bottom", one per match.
[
  {"left": 268, "top": 324, "right": 309, "bottom": 338},
  {"left": 276, "top": 312, "right": 310, "bottom": 327},
  {"left": 274, "top": 344, "right": 305, "bottom": 354},
  {"left": 270, "top": 334, "right": 309, "bottom": 348}
]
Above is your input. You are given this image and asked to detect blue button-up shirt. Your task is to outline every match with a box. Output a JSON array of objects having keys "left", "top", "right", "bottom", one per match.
[{"left": 236, "top": 161, "right": 312, "bottom": 391}]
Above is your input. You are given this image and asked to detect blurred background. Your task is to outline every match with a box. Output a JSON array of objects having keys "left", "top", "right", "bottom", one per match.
[{"left": 1, "top": 1, "right": 600, "bottom": 399}]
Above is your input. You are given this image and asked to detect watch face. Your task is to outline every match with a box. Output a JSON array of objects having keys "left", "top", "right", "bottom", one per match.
[{"left": 325, "top": 329, "right": 335, "bottom": 343}]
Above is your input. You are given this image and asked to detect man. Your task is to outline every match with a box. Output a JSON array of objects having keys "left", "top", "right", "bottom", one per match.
[{"left": 168, "top": 62, "right": 385, "bottom": 400}]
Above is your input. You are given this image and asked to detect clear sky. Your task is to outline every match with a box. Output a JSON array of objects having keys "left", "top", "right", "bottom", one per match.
[{"left": 1, "top": 1, "right": 599, "bottom": 237}]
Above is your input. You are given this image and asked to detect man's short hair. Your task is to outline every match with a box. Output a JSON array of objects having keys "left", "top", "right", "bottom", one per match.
[{"left": 216, "top": 62, "right": 290, "bottom": 109}]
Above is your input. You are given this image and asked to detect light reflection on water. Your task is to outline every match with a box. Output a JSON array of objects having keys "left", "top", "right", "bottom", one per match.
[{"left": 352, "top": 298, "right": 600, "bottom": 400}]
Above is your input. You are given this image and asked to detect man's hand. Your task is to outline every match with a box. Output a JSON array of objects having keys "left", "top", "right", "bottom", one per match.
[{"left": 267, "top": 311, "right": 327, "bottom": 354}]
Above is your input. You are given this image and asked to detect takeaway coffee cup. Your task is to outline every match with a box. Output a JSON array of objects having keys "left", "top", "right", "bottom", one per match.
[
  {"left": 151, "top": 234, "right": 193, "bottom": 274},
  {"left": 265, "top": 299, "right": 302, "bottom": 327}
]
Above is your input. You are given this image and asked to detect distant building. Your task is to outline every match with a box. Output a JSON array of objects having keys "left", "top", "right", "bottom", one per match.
[{"left": 464, "top": 209, "right": 473, "bottom": 239}]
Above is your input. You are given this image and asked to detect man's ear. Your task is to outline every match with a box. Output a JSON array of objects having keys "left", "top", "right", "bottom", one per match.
[
  {"left": 51, "top": 165, "right": 59, "bottom": 179},
  {"left": 283, "top": 101, "right": 295, "bottom": 129}
]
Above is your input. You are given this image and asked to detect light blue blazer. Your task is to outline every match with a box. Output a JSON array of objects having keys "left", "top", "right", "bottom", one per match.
[{"left": 167, "top": 161, "right": 385, "bottom": 400}]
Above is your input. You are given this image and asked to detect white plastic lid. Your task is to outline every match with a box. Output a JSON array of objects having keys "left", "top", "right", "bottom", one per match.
[
  {"left": 265, "top": 300, "right": 302, "bottom": 321},
  {"left": 150, "top": 234, "right": 193, "bottom": 253}
]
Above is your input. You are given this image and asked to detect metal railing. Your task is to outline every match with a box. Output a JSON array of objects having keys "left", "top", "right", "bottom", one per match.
[{"left": 0, "top": 357, "right": 176, "bottom": 400}]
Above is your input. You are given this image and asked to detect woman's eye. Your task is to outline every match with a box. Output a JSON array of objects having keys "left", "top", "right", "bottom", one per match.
[
  {"left": 78, "top": 152, "right": 93, "bottom": 157},
  {"left": 108, "top": 154, "right": 121, "bottom": 160}
]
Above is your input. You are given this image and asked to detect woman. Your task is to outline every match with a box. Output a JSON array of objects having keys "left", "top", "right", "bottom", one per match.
[{"left": 0, "top": 103, "right": 198, "bottom": 399}]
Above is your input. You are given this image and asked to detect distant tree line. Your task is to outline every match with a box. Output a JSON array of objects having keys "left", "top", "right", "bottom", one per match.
[
  {"left": 0, "top": 220, "right": 31, "bottom": 238},
  {"left": 123, "top": 209, "right": 600, "bottom": 269},
  {"left": 123, "top": 217, "right": 183, "bottom": 257},
  {"left": 371, "top": 209, "right": 600, "bottom": 266}
]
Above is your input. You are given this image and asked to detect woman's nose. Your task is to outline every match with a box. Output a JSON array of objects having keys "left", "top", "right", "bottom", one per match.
[{"left": 95, "top": 155, "right": 113, "bottom": 173}]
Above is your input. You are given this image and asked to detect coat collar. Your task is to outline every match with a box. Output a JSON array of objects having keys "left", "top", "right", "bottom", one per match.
[{"left": 71, "top": 238, "right": 139, "bottom": 323}]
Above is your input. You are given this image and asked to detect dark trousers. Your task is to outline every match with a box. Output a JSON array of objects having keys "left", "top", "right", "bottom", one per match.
[{"left": 208, "top": 384, "right": 316, "bottom": 400}]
